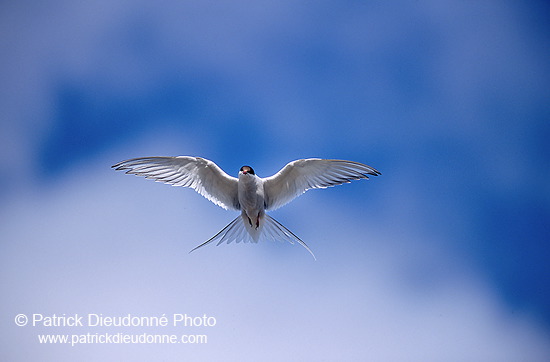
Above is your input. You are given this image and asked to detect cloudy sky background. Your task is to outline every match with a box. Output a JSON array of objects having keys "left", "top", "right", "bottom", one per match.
[{"left": 1, "top": 1, "right": 549, "bottom": 361}]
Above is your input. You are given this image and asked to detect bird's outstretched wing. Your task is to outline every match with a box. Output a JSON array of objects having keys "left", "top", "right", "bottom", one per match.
[
  {"left": 263, "top": 158, "right": 380, "bottom": 211},
  {"left": 112, "top": 156, "right": 240, "bottom": 210}
]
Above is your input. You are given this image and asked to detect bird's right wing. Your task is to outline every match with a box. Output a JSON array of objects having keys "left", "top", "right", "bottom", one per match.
[
  {"left": 263, "top": 158, "right": 380, "bottom": 211},
  {"left": 112, "top": 156, "right": 240, "bottom": 210}
]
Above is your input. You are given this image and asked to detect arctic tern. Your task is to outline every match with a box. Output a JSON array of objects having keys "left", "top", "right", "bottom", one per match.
[{"left": 112, "top": 157, "right": 380, "bottom": 259}]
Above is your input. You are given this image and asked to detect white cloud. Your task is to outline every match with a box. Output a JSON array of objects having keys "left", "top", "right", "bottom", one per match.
[{"left": 1, "top": 135, "right": 548, "bottom": 361}]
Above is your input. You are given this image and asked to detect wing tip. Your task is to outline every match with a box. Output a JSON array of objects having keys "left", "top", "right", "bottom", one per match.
[{"left": 111, "top": 161, "right": 125, "bottom": 170}]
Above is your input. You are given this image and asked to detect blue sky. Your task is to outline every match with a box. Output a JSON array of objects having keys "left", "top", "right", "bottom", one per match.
[{"left": 1, "top": 1, "right": 549, "bottom": 361}]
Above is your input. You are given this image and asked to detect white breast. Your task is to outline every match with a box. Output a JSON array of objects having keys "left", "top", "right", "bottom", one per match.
[{"left": 238, "top": 175, "right": 265, "bottom": 212}]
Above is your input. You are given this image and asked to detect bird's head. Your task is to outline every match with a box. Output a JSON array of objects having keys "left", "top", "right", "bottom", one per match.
[{"left": 239, "top": 165, "right": 255, "bottom": 175}]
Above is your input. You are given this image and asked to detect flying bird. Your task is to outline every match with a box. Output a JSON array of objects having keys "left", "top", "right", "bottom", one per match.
[{"left": 112, "top": 157, "right": 380, "bottom": 259}]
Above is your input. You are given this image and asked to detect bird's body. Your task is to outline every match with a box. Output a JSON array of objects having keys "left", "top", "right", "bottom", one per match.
[
  {"left": 238, "top": 166, "right": 265, "bottom": 232},
  {"left": 112, "top": 157, "right": 380, "bottom": 259}
]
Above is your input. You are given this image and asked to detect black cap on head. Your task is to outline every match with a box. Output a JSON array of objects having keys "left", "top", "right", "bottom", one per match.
[{"left": 240, "top": 166, "right": 255, "bottom": 175}]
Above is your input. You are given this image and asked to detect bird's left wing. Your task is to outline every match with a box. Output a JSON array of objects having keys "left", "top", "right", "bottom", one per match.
[
  {"left": 112, "top": 156, "right": 240, "bottom": 210},
  {"left": 263, "top": 158, "right": 380, "bottom": 211}
]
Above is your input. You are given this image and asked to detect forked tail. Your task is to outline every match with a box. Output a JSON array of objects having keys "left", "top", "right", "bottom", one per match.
[{"left": 189, "top": 214, "right": 316, "bottom": 260}]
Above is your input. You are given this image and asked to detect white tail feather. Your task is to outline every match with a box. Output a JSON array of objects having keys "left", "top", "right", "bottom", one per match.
[{"left": 189, "top": 214, "right": 316, "bottom": 260}]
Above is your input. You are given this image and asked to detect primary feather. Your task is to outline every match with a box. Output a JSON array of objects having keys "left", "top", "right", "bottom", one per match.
[
  {"left": 112, "top": 156, "right": 240, "bottom": 210},
  {"left": 263, "top": 159, "right": 380, "bottom": 210}
]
